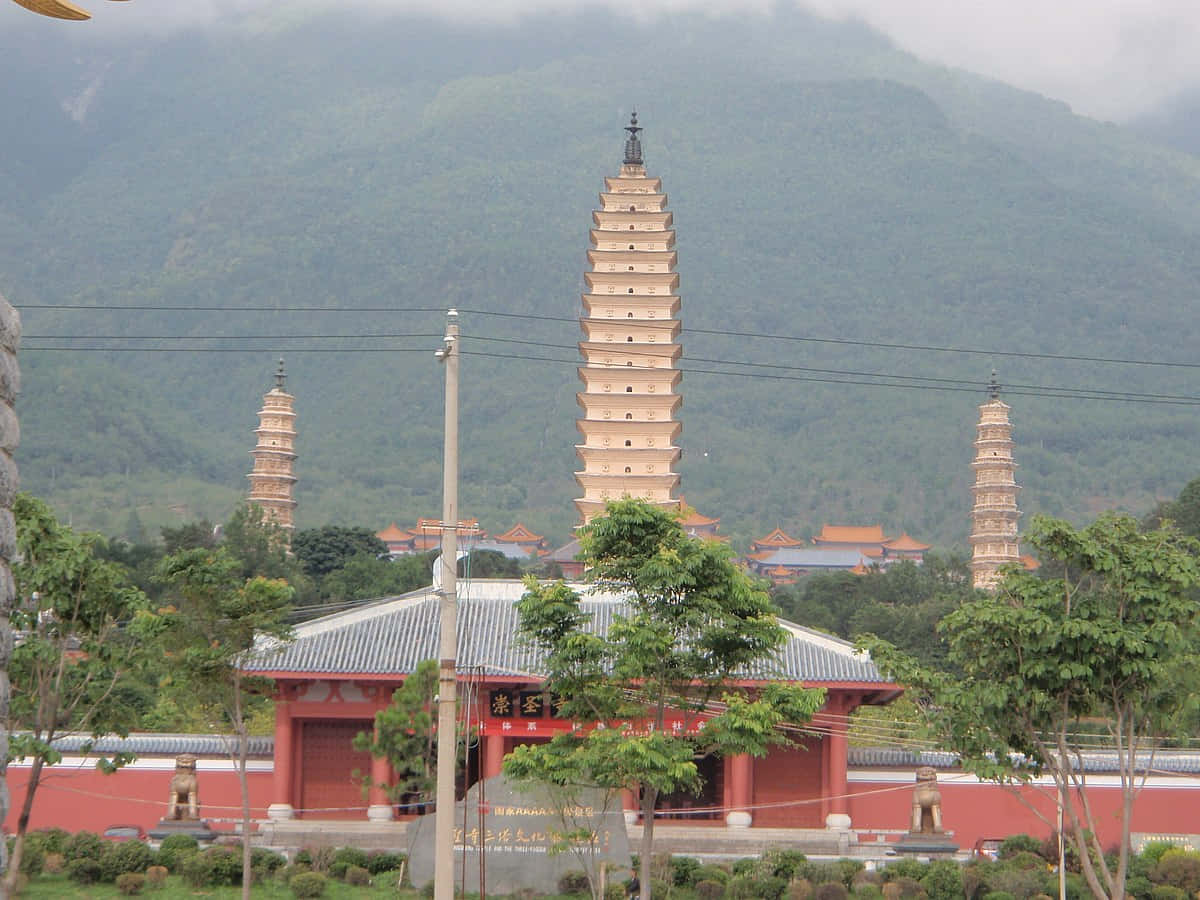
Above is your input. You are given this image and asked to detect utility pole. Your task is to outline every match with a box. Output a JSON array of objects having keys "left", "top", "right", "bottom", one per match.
[{"left": 433, "top": 308, "right": 460, "bottom": 900}]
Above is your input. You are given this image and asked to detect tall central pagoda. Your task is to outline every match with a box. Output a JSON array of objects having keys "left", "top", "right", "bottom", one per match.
[{"left": 574, "top": 114, "right": 682, "bottom": 524}]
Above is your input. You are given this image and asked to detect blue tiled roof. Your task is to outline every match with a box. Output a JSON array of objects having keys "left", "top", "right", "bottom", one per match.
[
  {"left": 247, "top": 579, "right": 888, "bottom": 684},
  {"left": 37, "top": 733, "right": 274, "bottom": 757},
  {"left": 847, "top": 747, "right": 1200, "bottom": 774}
]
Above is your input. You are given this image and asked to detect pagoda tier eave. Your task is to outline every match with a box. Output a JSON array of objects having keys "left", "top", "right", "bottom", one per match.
[
  {"left": 574, "top": 473, "right": 681, "bottom": 491},
  {"left": 604, "top": 175, "right": 663, "bottom": 192},
  {"left": 576, "top": 393, "right": 682, "bottom": 413},
  {"left": 590, "top": 231, "right": 676, "bottom": 250},
  {"left": 584, "top": 271, "right": 680, "bottom": 289},
  {"left": 581, "top": 296, "right": 681, "bottom": 318},
  {"left": 575, "top": 419, "right": 681, "bottom": 439},
  {"left": 575, "top": 447, "right": 681, "bottom": 464},
  {"left": 580, "top": 320, "right": 681, "bottom": 340},
  {"left": 587, "top": 248, "right": 677, "bottom": 265},
  {"left": 580, "top": 345, "right": 682, "bottom": 366},
  {"left": 576, "top": 367, "right": 682, "bottom": 387}
]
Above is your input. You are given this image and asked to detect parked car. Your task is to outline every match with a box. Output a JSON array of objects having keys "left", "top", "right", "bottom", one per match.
[{"left": 102, "top": 824, "right": 148, "bottom": 842}]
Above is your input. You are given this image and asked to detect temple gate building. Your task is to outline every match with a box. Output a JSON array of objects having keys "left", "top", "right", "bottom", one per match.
[
  {"left": 969, "top": 374, "right": 1021, "bottom": 588},
  {"left": 574, "top": 113, "right": 683, "bottom": 524},
  {"left": 247, "top": 359, "right": 298, "bottom": 532}
]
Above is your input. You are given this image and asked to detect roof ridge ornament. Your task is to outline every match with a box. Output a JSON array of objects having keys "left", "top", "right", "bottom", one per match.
[{"left": 624, "top": 111, "right": 643, "bottom": 166}]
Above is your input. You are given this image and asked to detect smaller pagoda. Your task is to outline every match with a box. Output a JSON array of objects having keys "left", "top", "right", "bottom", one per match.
[
  {"left": 247, "top": 359, "right": 297, "bottom": 533},
  {"left": 969, "top": 373, "right": 1021, "bottom": 589}
]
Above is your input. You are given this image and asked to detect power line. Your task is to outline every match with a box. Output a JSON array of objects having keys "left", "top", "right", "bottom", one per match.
[{"left": 17, "top": 302, "right": 1200, "bottom": 370}]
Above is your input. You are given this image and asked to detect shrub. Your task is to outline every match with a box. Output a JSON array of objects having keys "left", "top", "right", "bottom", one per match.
[
  {"left": 333, "top": 846, "right": 369, "bottom": 869},
  {"left": 28, "top": 827, "right": 70, "bottom": 855},
  {"left": 366, "top": 850, "right": 407, "bottom": 875},
  {"left": 673, "top": 856, "right": 704, "bottom": 887},
  {"left": 852, "top": 871, "right": 882, "bottom": 889},
  {"left": 884, "top": 876, "right": 927, "bottom": 899},
  {"left": 829, "top": 861, "right": 866, "bottom": 889},
  {"left": 1126, "top": 875, "right": 1154, "bottom": 900},
  {"left": 733, "top": 858, "right": 761, "bottom": 876},
  {"left": 291, "top": 871, "right": 329, "bottom": 898},
  {"left": 18, "top": 842, "right": 45, "bottom": 876},
  {"left": 294, "top": 848, "right": 314, "bottom": 866},
  {"left": 116, "top": 872, "right": 146, "bottom": 895},
  {"left": 43, "top": 852, "right": 65, "bottom": 875},
  {"left": 329, "top": 861, "right": 350, "bottom": 880},
  {"left": 987, "top": 867, "right": 1048, "bottom": 900},
  {"left": 606, "top": 883, "right": 627, "bottom": 900},
  {"left": 282, "top": 863, "right": 313, "bottom": 884},
  {"left": 999, "top": 836, "right": 1044, "bottom": 860},
  {"left": 921, "top": 860, "right": 963, "bottom": 900},
  {"left": 182, "top": 845, "right": 242, "bottom": 888},
  {"left": 883, "top": 860, "right": 929, "bottom": 883},
  {"left": 252, "top": 847, "right": 287, "bottom": 874},
  {"left": 308, "top": 845, "right": 336, "bottom": 872},
  {"left": 100, "top": 839, "right": 155, "bottom": 881},
  {"left": 1149, "top": 888, "right": 1188, "bottom": 900},
  {"left": 854, "top": 887, "right": 885, "bottom": 900},
  {"left": 697, "top": 879, "right": 728, "bottom": 900},
  {"left": 345, "top": 865, "right": 371, "bottom": 886},
  {"left": 68, "top": 856, "right": 103, "bottom": 884},
  {"left": 814, "top": 883, "right": 850, "bottom": 900},
  {"left": 1141, "top": 843, "right": 1181, "bottom": 866},
  {"left": 764, "top": 850, "right": 809, "bottom": 882},
  {"left": 559, "top": 870, "right": 592, "bottom": 894},
  {"left": 789, "top": 878, "right": 815, "bottom": 900},
  {"left": 696, "top": 864, "right": 733, "bottom": 885},
  {"left": 651, "top": 877, "right": 672, "bottom": 899},
  {"left": 145, "top": 865, "right": 168, "bottom": 888},
  {"left": 980, "top": 894, "right": 1015, "bottom": 900},
  {"left": 156, "top": 833, "right": 200, "bottom": 871},
  {"left": 1004, "top": 852, "right": 1047, "bottom": 872},
  {"left": 65, "top": 830, "right": 106, "bottom": 863},
  {"left": 1152, "top": 850, "right": 1200, "bottom": 894}
]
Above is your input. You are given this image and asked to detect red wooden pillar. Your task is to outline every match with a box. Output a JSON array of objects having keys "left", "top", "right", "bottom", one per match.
[
  {"left": 726, "top": 753, "right": 753, "bottom": 827},
  {"left": 367, "top": 720, "right": 394, "bottom": 821},
  {"left": 820, "top": 728, "right": 831, "bottom": 823},
  {"left": 267, "top": 699, "right": 295, "bottom": 820},
  {"left": 484, "top": 734, "right": 506, "bottom": 779},
  {"left": 826, "top": 694, "right": 851, "bottom": 828}
]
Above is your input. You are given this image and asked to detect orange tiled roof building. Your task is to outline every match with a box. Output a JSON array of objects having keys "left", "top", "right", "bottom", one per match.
[{"left": 745, "top": 523, "right": 931, "bottom": 584}]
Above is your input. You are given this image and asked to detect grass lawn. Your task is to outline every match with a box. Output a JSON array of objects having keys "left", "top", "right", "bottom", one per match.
[{"left": 22, "top": 872, "right": 419, "bottom": 898}]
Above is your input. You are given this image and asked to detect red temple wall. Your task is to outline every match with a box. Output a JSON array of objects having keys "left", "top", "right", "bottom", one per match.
[
  {"left": 4, "top": 758, "right": 273, "bottom": 836},
  {"left": 848, "top": 772, "right": 1200, "bottom": 848}
]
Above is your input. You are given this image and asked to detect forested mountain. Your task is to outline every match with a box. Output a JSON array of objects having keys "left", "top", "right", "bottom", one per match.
[{"left": 3, "top": 5, "right": 1199, "bottom": 549}]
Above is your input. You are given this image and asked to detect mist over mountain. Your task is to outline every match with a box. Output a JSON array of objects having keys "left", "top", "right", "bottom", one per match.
[{"left": 3, "top": 6, "right": 1199, "bottom": 549}]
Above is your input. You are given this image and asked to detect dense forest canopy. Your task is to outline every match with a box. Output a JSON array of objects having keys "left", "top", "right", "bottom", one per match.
[{"left": 3, "top": 6, "right": 1199, "bottom": 549}]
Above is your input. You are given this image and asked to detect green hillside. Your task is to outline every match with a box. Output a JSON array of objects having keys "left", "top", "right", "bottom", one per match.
[{"left": 2, "top": 7, "right": 1198, "bottom": 549}]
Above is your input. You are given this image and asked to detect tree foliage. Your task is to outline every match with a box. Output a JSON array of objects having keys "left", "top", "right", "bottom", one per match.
[
  {"left": 155, "top": 547, "right": 294, "bottom": 900},
  {"left": 291, "top": 526, "right": 388, "bottom": 577},
  {"left": 862, "top": 513, "right": 1200, "bottom": 900},
  {"left": 505, "top": 499, "right": 824, "bottom": 900},
  {"left": 6, "top": 493, "right": 156, "bottom": 890}
]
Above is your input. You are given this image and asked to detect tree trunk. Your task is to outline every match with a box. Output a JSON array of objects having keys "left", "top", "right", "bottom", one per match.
[
  {"left": 4, "top": 755, "right": 44, "bottom": 894},
  {"left": 638, "top": 786, "right": 657, "bottom": 900},
  {"left": 239, "top": 727, "right": 252, "bottom": 900}
]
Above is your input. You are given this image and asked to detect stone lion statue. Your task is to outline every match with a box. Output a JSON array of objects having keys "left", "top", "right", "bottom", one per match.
[
  {"left": 167, "top": 753, "right": 200, "bottom": 821},
  {"left": 909, "top": 765, "right": 944, "bottom": 834}
]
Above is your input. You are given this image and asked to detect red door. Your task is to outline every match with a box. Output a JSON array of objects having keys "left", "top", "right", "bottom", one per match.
[{"left": 298, "top": 720, "right": 374, "bottom": 820}]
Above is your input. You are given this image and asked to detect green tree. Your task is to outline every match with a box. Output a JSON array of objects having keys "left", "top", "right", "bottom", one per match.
[
  {"left": 313, "top": 552, "right": 431, "bottom": 609},
  {"left": 220, "top": 503, "right": 298, "bottom": 582},
  {"left": 863, "top": 513, "right": 1200, "bottom": 900},
  {"left": 6, "top": 494, "right": 156, "bottom": 890},
  {"left": 353, "top": 659, "right": 441, "bottom": 810},
  {"left": 160, "top": 519, "right": 218, "bottom": 555},
  {"left": 156, "top": 548, "right": 294, "bottom": 900},
  {"left": 504, "top": 499, "right": 824, "bottom": 900},
  {"left": 291, "top": 526, "right": 388, "bottom": 578}
]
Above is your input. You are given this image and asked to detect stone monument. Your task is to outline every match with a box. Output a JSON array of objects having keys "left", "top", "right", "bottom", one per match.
[
  {"left": 895, "top": 766, "right": 958, "bottom": 855},
  {"left": 409, "top": 774, "right": 631, "bottom": 895},
  {"left": 149, "top": 754, "right": 216, "bottom": 842}
]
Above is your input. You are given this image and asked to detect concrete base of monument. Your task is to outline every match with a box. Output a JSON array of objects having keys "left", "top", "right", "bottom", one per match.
[
  {"left": 894, "top": 833, "right": 959, "bottom": 856},
  {"left": 149, "top": 819, "right": 218, "bottom": 842}
]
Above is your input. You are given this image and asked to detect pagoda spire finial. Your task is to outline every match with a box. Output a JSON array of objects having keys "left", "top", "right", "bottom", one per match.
[
  {"left": 275, "top": 357, "right": 287, "bottom": 390},
  {"left": 988, "top": 369, "right": 1000, "bottom": 400},
  {"left": 623, "top": 111, "right": 643, "bottom": 166}
]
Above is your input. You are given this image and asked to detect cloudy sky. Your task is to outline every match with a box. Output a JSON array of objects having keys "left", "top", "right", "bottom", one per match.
[{"left": 8, "top": 0, "right": 1199, "bottom": 121}]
